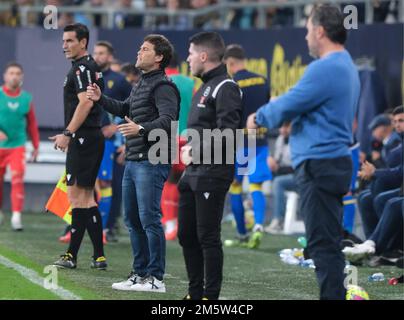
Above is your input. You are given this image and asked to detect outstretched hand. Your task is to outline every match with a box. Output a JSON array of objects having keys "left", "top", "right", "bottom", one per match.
[
  {"left": 117, "top": 116, "right": 141, "bottom": 137},
  {"left": 86, "top": 83, "right": 101, "bottom": 102}
]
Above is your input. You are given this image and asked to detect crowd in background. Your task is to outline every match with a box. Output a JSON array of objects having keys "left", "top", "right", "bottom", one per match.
[{"left": 0, "top": 0, "right": 401, "bottom": 29}]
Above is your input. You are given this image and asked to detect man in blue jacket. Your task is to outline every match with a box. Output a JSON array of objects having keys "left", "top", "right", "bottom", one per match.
[{"left": 247, "top": 4, "right": 360, "bottom": 299}]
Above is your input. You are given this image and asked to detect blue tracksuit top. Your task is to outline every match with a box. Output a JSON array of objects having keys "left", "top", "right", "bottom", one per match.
[{"left": 256, "top": 50, "right": 360, "bottom": 168}]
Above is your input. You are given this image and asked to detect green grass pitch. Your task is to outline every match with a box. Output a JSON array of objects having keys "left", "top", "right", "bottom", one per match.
[{"left": 0, "top": 212, "right": 402, "bottom": 300}]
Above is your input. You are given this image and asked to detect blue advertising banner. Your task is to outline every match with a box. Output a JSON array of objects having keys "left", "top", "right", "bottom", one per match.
[{"left": 0, "top": 24, "right": 402, "bottom": 136}]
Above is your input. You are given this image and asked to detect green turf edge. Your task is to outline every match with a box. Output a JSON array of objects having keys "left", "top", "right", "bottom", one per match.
[
  {"left": 0, "top": 263, "right": 60, "bottom": 300},
  {"left": 0, "top": 243, "right": 101, "bottom": 300}
]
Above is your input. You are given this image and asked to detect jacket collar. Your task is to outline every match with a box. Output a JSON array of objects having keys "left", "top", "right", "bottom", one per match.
[
  {"left": 2, "top": 85, "right": 21, "bottom": 97},
  {"left": 201, "top": 64, "right": 227, "bottom": 83},
  {"left": 72, "top": 54, "right": 91, "bottom": 65},
  {"left": 142, "top": 68, "right": 165, "bottom": 79}
]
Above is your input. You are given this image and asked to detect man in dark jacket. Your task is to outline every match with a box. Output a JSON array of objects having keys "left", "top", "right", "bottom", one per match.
[
  {"left": 87, "top": 34, "right": 180, "bottom": 293},
  {"left": 178, "top": 32, "right": 242, "bottom": 300}
]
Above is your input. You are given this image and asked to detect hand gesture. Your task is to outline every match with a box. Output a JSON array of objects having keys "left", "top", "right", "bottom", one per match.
[{"left": 86, "top": 83, "right": 101, "bottom": 102}]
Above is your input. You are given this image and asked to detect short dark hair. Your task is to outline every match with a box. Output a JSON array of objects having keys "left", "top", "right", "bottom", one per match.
[
  {"left": 392, "top": 105, "right": 404, "bottom": 115},
  {"left": 143, "top": 34, "right": 174, "bottom": 69},
  {"left": 63, "top": 23, "right": 90, "bottom": 49},
  {"left": 223, "top": 44, "right": 246, "bottom": 61},
  {"left": 121, "top": 63, "right": 141, "bottom": 77},
  {"left": 168, "top": 51, "right": 179, "bottom": 69},
  {"left": 95, "top": 40, "right": 114, "bottom": 55},
  {"left": 189, "top": 31, "right": 225, "bottom": 63},
  {"left": 309, "top": 4, "right": 347, "bottom": 45},
  {"left": 4, "top": 61, "right": 23, "bottom": 73}
]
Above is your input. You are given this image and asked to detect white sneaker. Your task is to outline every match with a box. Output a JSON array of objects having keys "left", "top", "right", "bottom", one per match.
[
  {"left": 0, "top": 210, "right": 4, "bottom": 225},
  {"left": 252, "top": 224, "right": 264, "bottom": 233},
  {"left": 112, "top": 272, "right": 144, "bottom": 291},
  {"left": 11, "top": 212, "right": 23, "bottom": 231},
  {"left": 129, "top": 276, "right": 166, "bottom": 293},
  {"left": 264, "top": 219, "right": 282, "bottom": 234},
  {"left": 343, "top": 240, "right": 376, "bottom": 263}
]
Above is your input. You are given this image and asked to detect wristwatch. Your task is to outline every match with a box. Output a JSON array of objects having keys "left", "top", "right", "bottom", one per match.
[
  {"left": 253, "top": 115, "right": 259, "bottom": 126},
  {"left": 138, "top": 125, "right": 146, "bottom": 137},
  {"left": 63, "top": 129, "right": 73, "bottom": 137}
]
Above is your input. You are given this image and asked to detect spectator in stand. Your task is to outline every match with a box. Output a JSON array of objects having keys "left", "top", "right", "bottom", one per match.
[
  {"left": 264, "top": 121, "right": 297, "bottom": 234},
  {"left": 191, "top": 0, "right": 220, "bottom": 29},
  {"left": 113, "top": 0, "right": 143, "bottom": 29},
  {"left": 121, "top": 63, "right": 142, "bottom": 86}
]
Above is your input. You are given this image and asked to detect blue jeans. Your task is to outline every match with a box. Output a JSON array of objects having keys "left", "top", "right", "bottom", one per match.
[
  {"left": 122, "top": 160, "right": 170, "bottom": 280},
  {"left": 272, "top": 173, "right": 297, "bottom": 220}
]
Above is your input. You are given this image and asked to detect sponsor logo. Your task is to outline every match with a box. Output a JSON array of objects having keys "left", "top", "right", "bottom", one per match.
[
  {"left": 7, "top": 102, "right": 19, "bottom": 110},
  {"left": 203, "top": 86, "right": 211, "bottom": 97}
]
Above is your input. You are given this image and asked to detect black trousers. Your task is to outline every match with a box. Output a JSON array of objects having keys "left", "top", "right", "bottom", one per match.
[
  {"left": 295, "top": 156, "right": 352, "bottom": 300},
  {"left": 177, "top": 177, "right": 229, "bottom": 300}
]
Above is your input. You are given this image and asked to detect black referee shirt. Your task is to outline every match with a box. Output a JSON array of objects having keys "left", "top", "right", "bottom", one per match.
[{"left": 63, "top": 54, "right": 104, "bottom": 128}]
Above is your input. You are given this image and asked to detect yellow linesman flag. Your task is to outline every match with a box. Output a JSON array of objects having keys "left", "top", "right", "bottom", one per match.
[{"left": 45, "top": 171, "right": 72, "bottom": 225}]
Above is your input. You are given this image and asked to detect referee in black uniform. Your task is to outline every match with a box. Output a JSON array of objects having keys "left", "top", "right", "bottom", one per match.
[{"left": 51, "top": 23, "right": 107, "bottom": 270}]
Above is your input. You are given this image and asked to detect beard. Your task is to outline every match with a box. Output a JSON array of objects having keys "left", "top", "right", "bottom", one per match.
[
  {"left": 98, "top": 62, "right": 109, "bottom": 71},
  {"left": 308, "top": 42, "right": 319, "bottom": 59},
  {"left": 309, "top": 47, "right": 319, "bottom": 59}
]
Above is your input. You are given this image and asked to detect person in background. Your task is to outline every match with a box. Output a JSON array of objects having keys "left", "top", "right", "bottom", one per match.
[
  {"left": 121, "top": 63, "right": 142, "bottom": 86},
  {"left": 265, "top": 121, "right": 296, "bottom": 234},
  {"left": 0, "top": 62, "right": 40, "bottom": 230},
  {"left": 222, "top": 44, "right": 272, "bottom": 249},
  {"left": 161, "top": 52, "right": 194, "bottom": 241}
]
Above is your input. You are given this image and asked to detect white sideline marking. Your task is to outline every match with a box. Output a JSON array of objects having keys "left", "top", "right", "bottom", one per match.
[{"left": 0, "top": 254, "right": 81, "bottom": 300}]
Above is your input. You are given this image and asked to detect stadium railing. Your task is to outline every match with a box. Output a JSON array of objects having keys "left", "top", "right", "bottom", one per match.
[{"left": 0, "top": 0, "right": 402, "bottom": 29}]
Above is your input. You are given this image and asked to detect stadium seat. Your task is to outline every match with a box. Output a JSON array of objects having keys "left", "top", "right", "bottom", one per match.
[{"left": 283, "top": 191, "right": 305, "bottom": 235}]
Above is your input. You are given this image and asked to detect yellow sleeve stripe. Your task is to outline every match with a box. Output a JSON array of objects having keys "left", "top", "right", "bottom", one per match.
[{"left": 237, "top": 77, "right": 266, "bottom": 88}]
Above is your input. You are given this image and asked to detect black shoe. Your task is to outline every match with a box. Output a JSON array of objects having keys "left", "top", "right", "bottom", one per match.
[
  {"left": 53, "top": 253, "right": 77, "bottom": 269},
  {"left": 106, "top": 230, "right": 118, "bottom": 243},
  {"left": 380, "top": 250, "right": 403, "bottom": 265},
  {"left": 343, "top": 230, "right": 363, "bottom": 244},
  {"left": 91, "top": 256, "right": 107, "bottom": 270},
  {"left": 367, "top": 255, "right": 396, "bottom": 267},
  {"left": 396, "top": 256, "right": 404, "bottom": 269},
  {"left": 341, "top": 239, "right": 356, "bottom": 249}
]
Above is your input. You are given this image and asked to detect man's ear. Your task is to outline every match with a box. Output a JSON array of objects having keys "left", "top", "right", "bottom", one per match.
[
  {"left": 200, "top": 51, "right": 208, "bottom": 63},
  {"left": 155, "top": 54, "right": 163, "bottom": 64},
  {"left": 80, "top": 38, "right": 88, "bottom": 50},
  {"left": 316, "top": 25, "right": 326, "bottom": 39}
]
